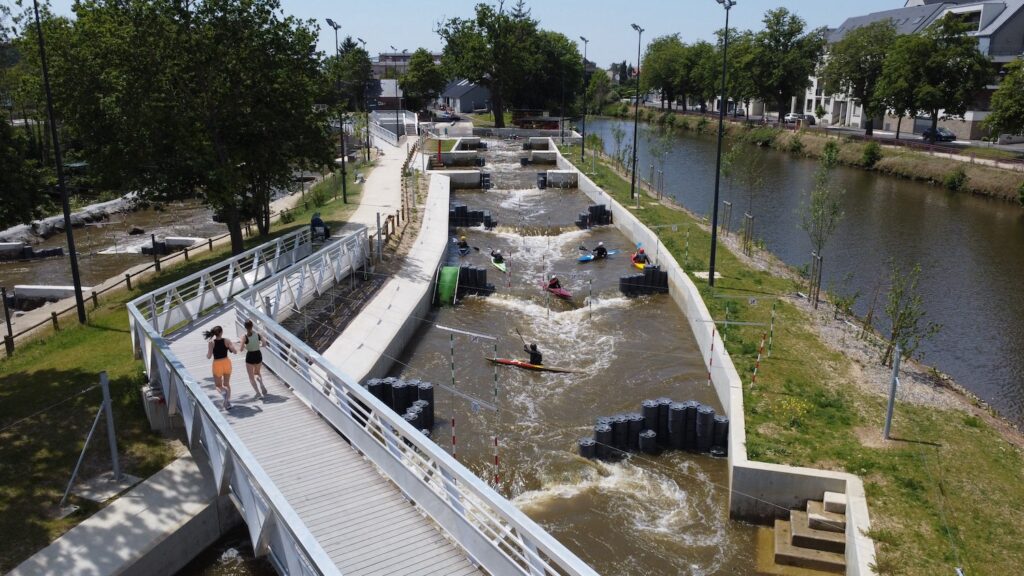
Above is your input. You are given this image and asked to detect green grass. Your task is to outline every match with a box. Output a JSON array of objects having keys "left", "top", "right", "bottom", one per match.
[
  {"left": 961, "top": 146, "right": 1024, "bottom": 161},
  {"left": 466, "top": 111, "right": 513, "bottom": 127},
  {"left": 0, "top": 165, "right": 372, "bottom": 572},
  {"left": 562, "top": 145, "right": 1024, "bottom": 576},
  {"left": 424, "top": 139, "right": 457, "bottom": 153}
]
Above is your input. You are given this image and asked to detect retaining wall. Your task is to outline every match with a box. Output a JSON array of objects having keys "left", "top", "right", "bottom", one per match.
[
  {"left": 323, "top": 174, "right": 450, "bottom": 383},
  {"left": 554, "top": 143, "right": 876, "bottom": 576}
]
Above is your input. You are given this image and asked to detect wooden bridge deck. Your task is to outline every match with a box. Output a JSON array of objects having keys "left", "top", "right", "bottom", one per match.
[{"left": 169, "top": 307, "right": 479, "bottom": 575}]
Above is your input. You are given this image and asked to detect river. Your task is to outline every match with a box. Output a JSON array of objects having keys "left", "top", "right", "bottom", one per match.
[{"left": 588, "top": 117, "right": 1024, "bottom": 428}]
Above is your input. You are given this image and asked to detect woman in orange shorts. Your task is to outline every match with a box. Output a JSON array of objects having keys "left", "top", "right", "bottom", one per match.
[{"left": 204, "top": 325, "right": 238, "bottom": 410}]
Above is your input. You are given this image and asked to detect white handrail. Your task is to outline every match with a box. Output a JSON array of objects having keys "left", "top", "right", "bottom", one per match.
[{"left": 234, "top": 238, "right": 599, "bottom": 576}]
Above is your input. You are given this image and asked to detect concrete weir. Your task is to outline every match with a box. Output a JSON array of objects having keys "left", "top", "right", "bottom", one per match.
[
  {"left": 7, "top": 456, "right": 239, "bottom": 576},
  {"left": 553, "top": 141, "right": 876, "bottom": 575},
  {"left": 322, "top": 173, "right": 451, "bottom": 382}
]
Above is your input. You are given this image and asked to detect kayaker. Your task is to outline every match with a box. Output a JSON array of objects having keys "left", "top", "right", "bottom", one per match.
[
  {"left": 547, "top": 276, "right": 562, "bottom": 290},
  {"left": 457, "top": 236, "right": 470, "bottom": 250},
  {"left": 491, "top": 249, "right": 504, "bottom": 264},
  {"left": 593, "top": 242, "right": 608, "bottom": 259},
  {"left": 633, "top": 248, "right": 649, "bottom": 264},
  {"left": 524, "top": 343, "right": 543, "bottom": 365}
]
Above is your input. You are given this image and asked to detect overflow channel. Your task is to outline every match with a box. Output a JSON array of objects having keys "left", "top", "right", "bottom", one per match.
[{"left": 390, "top": 138, "right": 758, "bottom": 575}]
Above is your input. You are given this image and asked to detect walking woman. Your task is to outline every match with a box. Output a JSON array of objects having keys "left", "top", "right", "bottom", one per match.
[
  {"left": 241, "top": 319, "right": 268, "bottom": 399},
  {"left": 204, "top": 326, "right": 237, "bottom": 410}
]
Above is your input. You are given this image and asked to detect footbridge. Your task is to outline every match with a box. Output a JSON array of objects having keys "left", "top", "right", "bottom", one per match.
[{"left": 127, "top": 226, "right": 598, "bottom": 576}]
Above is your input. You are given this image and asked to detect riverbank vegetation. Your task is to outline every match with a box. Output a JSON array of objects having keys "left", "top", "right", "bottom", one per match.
[
  {"left": 598, "top": 109, "right": 1024, "bottom": 201},
  {"left": 0, "top": 168, "right": 364, "bottom": 573},
  {"left": 560, "top": 144, "right": 1024, "bottom": 575}
]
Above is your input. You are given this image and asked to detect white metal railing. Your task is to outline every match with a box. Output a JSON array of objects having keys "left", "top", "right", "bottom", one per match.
[
  {"left": 127, "top": 228, "right": 312, "bottom": 340},
  {"left": 234, "top": 239, "right": 599, "bottom": 576},
  {"left": 369, "top": 119, "right": 400, "bottom": 147},
  {"left": 126, "top": 230, "right": 339, "bottom": 576}
]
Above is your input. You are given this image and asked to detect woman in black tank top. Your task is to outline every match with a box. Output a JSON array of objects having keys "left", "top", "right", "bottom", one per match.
[{"left": 204, "top": 325, "right": 237, "bottom": 410}]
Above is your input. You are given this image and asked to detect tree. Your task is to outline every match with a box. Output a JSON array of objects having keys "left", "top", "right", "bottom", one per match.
[
  {"left": 516, "top": 29, "right": 582, "bottom": 113},
  {"left": 750, "top": 8, "right": 825, "bottom": 119},
  {"left": 917, "top": 15, "right": 991, "bottom": 138},
  {"left": 820, "top": 20, "right": 897, "bottom": 136},
  {"left": 880, "top": 260, "right": 941, "bottom": 367},
  {"left": 400, "top": 48, "right": 445, "bottom": 112},
  {"left": 438, "top": 1, "right": 538, "bottom": 128},
  {"left": 332, "top": 44, "right": 373, "bottom": 112},
  {"left": 876, "top": 34, "right": 929, "bottom": 139},
  {"left": 984, "top": 59, "right": 1024, "bottom": 137},
  {"left": 686, "top": 41, "right": 718, "bottom": 113},
  {"left": 723, "top": 30, "right": 757, "bottom": 117},
  {"left": 585, "top": 68, "right": 611, "bottom": 113},
  {"left": 799, "top": 140, "right": 844, "bottom": 308},
  {"left": 641, "top": 34, "right": 686, "bottom": 108},
  {"left": 0, "top": 119, "right": 43, "bottom": 227},
  {"left": 52, "top": 0, "right": 331, "bottom": 253}
]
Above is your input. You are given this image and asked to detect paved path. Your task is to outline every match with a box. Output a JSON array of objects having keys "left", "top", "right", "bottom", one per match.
[{"left": 341, "top": 137, "right": 406, "bottom": 234}]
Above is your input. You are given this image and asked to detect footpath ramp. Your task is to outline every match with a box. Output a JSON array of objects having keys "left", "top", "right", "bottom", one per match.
[{"left": 168, "top": 307, "right": 478, "bottom": 575}]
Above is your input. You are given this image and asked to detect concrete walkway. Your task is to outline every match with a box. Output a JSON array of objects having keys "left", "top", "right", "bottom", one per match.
[
  {"left": 6, "top": 456, "right": 238, "bottom": 576},
  {"left": 340, "top": 136, "right": 406, "bottom": 234}
]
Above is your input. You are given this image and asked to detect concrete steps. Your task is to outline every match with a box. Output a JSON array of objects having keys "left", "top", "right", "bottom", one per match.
[{"left": 771, "top": 494, "right": 849, "bottom": 575}]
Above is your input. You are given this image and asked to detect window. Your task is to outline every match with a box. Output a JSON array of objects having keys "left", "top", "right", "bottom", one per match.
[
  {"left": 806, "top": 99, "right": 813, "bottom": 113},
  {"left": 948, "top": 10, "right": 982, "bottom": 31}
]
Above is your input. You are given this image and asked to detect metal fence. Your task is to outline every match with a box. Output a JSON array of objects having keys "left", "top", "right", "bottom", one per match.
[
  {"left": 126, "top": 227, "right": 337, "bottom": 576},
  {"left": 233, "top": 234, "right": 600, "bottom": 576}
]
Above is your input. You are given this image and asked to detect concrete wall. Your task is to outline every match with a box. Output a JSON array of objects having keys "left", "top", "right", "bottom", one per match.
[
  {"left": 443, "top": 170, "right": 484, "bottom": 189},
  {"left": 323, "top": 174, "right": 450, "bottom": 383},
  {"left": 553, "top": 141, "right": 876, "bottom": 576},
  {"left": 545, "top": 170, "right": 578, "bottom": 189},
  {"left": 531, "top": 150, "right": 558, "bottom": 164}
]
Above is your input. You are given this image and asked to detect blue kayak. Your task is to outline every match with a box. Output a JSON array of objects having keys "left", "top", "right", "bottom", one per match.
[{"left": 578, "top": 250, "right": 619, "bottom": 263}]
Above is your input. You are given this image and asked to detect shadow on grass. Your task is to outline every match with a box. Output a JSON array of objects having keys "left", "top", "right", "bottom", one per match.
[{"left": 887, "top": 435, "right": 943, "bottom": 448}]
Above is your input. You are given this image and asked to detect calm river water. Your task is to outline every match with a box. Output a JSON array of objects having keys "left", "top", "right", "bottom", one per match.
[{"left": 590, "top": 118, "right": 1024, "bottom": 427}]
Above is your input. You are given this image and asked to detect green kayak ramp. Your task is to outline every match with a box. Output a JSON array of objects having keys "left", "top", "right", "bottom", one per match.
[{"left": 437, "top": 266, "right": 460, "bottom": 305}]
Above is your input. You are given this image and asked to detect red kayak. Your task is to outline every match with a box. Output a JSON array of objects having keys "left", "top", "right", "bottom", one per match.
[
  {"left": 485, "top": 357, "right": 576, "bottom": 373},
  {"left": 541, "top": 282, "right": 572, "bottom": 300}
]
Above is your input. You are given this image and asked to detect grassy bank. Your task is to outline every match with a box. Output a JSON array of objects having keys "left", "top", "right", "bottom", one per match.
[
  {"left": 0, "top": 165, "right": 368, "bottom": 572},
  {"left": 560, "top": 145, "right": 1024, "bottom": 575},
  {"left": 465, "top": 111, "right": 513, "bottom": 127},
  {"left": 424, "top": 138, "right": 458, "bottom": 153},
  {"left": 600, "top": 108, "right": 1024, "bottom": 202}
]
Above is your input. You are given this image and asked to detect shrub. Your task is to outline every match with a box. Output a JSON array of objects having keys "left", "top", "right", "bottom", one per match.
[
  {"left": 310, "top": 187, "right": 329, "bottom": 207},
  {"left": 862, "top": 141, "right": 883, "bottom": 168},
  {"left": 696, "top": 116, "right": 710, "bottom": 134},
  {"left": 788, "top": 133, "right": 805, "bottom": 154},
  {"left": 943, "top": 166, "right": 969, "bottom": 191},
  {"left": 744, "top": 126, "right": 778, "bottom": 147},
  {"left": 1018, "top": 180, "right": 1024, "bottom": 206},
  {"left": 677, "top": 117, "right": 691, "bottom": 131},
  {"left": 664, "top": 112, "right": 676, "bottom": 128},
  {"left": 278, "top": 209, "right": 295, "bottom": 224}
]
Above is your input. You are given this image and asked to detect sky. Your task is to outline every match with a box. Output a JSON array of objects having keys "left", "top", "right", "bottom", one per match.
[{"left": 44, "top": 0, "right": 904, "bottom": 67}]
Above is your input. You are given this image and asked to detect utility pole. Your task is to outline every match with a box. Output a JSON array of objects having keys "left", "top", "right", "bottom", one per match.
[
  {"left": 629, "top": 23, "right": 644, "bottom": 202},
  {"left": 326, "top": 19, "right": 348, "bottom": 203}
]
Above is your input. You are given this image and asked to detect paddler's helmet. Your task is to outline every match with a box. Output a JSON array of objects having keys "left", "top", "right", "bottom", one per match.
[
  {"left": 495, "top": 249, "right": 501, "bottom": 254},
  {"left": 638, "top": 248, "right": 645, "bottom": 254},
  {"left": 530, "top": 343, "right": 538, "bottom": 351},
  {"left": 550, "top": 276, "right": 558, "bottom": 281},
  {"left": 460, "top": 235, "right": 466, "bottom": 240},
  {"left": 598, "top": 242, "right": 604, "bottom": 246}
]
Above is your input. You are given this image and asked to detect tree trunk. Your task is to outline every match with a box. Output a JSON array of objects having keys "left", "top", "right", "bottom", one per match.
[
  {"left": 778, "top": 97, "right": 789, "bottom": 124},
  {"left": 492, "top": 89, "right": 505, "bottom": 129},
  {"left": 864, "top": 117, "right": 874, "bottom": 137},
  {"left": 896, "top": 116, "right": 902, "bottom": 140},
  {"left": 223, "top": 203, "right": 245, "bottom": 255},
  {"left": 930, "top": 110, "right": 939, "bottom": 141}
]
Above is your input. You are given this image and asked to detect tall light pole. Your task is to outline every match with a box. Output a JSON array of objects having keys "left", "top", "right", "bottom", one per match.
[
  {"left": 579, "top": 36, "right": 589, "bottom": 161},
  {"left": 357, "top": 37, "right": 370, "bottom": 162},
  {"left": 326, "top": 18, "right": 347, "bottom": 203},
  {"left": 629, "top": 23, "right": 644, "bottom": 201},
  {"left": 390, "top": 45, "right": 400, "bottom": 141},
  {"left": 33, "top": 0, "right": 85, "bottom": 324},
  {"left": 708, "top": 0, "right": 735, "bottom": 287}
]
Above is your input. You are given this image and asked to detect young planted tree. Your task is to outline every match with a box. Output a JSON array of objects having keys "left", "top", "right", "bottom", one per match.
[
  {"left": 984, "top": 59, "right": 1024, "bottom": 138},
  {"left": 820, "top": 20, "right": 897, "bottom": 136},
  {"left": 799, "top": 140, "right": 844, "bottom": 307},
  {"left": 750, "top": 8, "right": 826, "bottom": 120},
  {"left": 586, "top": 69, "right": 611, "bottom": 113},
  {"left": 880, "top": 260, "right": 941, "bottom": 367}
]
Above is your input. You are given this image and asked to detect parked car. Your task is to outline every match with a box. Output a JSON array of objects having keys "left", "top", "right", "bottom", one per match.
[
  {"left": 784, "top": 113, "right": 816, "bottom": 125},
  {"left": 920, "top": 127, "right": 957, "bottom": 142}
]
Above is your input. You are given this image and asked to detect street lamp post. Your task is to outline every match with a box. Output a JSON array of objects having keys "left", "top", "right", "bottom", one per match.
[
  {"left": 708, "top": 0, "right": 735, "bottom": 287},
  {"left": 579, "top": 36, "right": 589, "bottom": 161},
  {"left": 326, "top": 18, "right": 348, "bottom": 203},
  {"left": 390, "top": 45, "right": 400, "bottom": 142},
  {"left": 33, "top": 0, "right": 85, "bottom": 324},
  {"left": 629, "top": 23, "right": 645, "bottom": 202},
  {"left": 357, "top": 37, "right": 370, "bottom": 162}
]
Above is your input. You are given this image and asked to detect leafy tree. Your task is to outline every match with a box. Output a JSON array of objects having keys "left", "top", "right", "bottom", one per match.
[
  {"left": 876, "top": 34, "right": 929, "bottom": 139},
  {"left": 330, "top": 44, "right": 373, "bottom": 111},
  {"left": 820, "top": 20, "right": 897, "bottom": 136},
  {"left": 881, "top": 260, "right": 941, "bottom": 367},
  {"left": 723, "top": 30, "right": 757, "bottom": 117},
  {"left": 585, "top": 68, "right": 611, "bottom": 113},
  {"left": 516, "top": 29, "right": 582, "bottom": 113},
  {"left": 750, "top": 8, "right": 825, "bottom": 120},
  {"left": 641, "top": 34, "right": 686, "bottom": 108},
  {"left": 918, "top": 16, "right": 991, "bottom": 138},
  {"left": 0, "top": 119, "right": 43, "bottom": 227},
  {"left": 686, "top": 41, "right": 717, "bottom": 113},
  {"left": 984, "top": 59, "right": 1024, "bottom": 137},
  {"left": 437, "top": 1, "right": 538, "bottom": 128},
  {"left": 400, "top": 48, "right": 445, "bottom": 112},
  {"left": 52, "top": 0, "right": 331, "bottom": 252}
]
